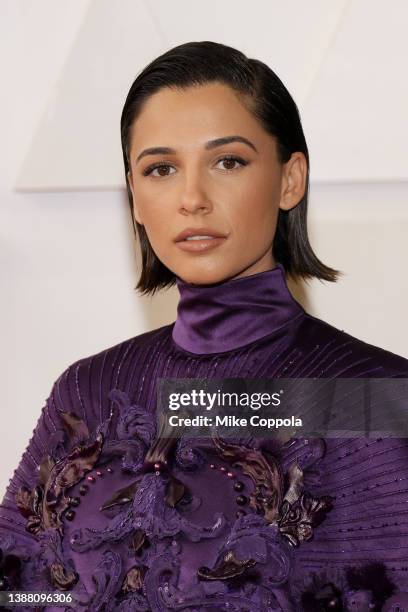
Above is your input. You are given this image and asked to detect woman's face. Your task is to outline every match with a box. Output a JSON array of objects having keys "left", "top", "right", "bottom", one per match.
[{"left": 127, "top": 82, "right": 306, "bottom": 285}]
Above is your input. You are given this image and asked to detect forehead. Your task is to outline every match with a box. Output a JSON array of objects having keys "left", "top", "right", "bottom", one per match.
[{"left": 129, "top": 82, "right": 271, "bottom": 153}]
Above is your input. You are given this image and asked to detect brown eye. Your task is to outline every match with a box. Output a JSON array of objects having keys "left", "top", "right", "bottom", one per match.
[
  {"left": 143, "top": 163, "right": 175, "bottom": 178},
  {"left": 216, "top": 156, "right": 247, "bottom": 171},
  {"left": 221, "top": 159, "right": 237, "bottom": 170}
]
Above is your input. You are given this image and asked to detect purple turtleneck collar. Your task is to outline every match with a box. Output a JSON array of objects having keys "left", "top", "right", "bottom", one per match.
[{"left": 171, "top": 263, "right": 305, "bottom": 355}]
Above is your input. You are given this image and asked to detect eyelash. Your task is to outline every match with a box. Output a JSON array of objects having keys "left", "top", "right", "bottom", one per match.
[{"left": 142, "top": 155, "right": 248, "bottom": 177}]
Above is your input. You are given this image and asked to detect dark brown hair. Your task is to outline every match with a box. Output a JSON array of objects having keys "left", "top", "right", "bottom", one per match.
[{"left": 120, "top": 41, "right": 340, "bottom": 295}]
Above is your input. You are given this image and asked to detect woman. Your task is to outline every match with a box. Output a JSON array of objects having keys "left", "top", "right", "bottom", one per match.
[{"left": 1, "top": 41, "right": 407, "bottom": 611}]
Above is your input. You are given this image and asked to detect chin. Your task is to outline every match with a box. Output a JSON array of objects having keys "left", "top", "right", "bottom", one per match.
[{"left": 176, "top": 265, "right": 233, "bottom": 286}]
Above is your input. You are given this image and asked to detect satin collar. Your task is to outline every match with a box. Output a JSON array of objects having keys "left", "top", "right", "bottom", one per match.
[{"left": 171, "top": 263, "right": 304, "bottom": 355}]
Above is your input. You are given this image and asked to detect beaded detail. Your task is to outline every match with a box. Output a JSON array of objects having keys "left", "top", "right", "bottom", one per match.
[{"left": 11, "top": 387, "right": 335, "bottom": 606}]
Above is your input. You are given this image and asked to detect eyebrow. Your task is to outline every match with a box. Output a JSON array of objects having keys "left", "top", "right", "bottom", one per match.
[{"left": 135, "top": 135, "right": 258, "bottom": 164}]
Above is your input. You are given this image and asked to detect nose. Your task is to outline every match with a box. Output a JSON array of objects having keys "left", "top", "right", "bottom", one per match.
[{"left": 178, "top": 169, "right": 213, "bottom": 215}]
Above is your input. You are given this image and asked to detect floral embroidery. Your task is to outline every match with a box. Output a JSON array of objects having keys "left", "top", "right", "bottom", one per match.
[
  {"left": 15, "top": 411, "right": 103, "bottom": 534},
  {"left": 13, "top": 410, "right": 108, "bottom": 592},
  {"left": 197, "top": 549, "right": 257, "bottom": 581},
  {"left": 210, "top": 430, "right": 334, "bottom": 546},
  {"left": 80, "top": 550, "right": 123, "bottom": 611},
  {"left": 277, "top": 490, "right": 334, "bottom": 547},
  {"left": 36, "top": 529, "right": 79, "bottom": 591},
  {"left": 70, "top": 471, "right": 227, "bottom": 552},
  {"left": 11, "top": 388, "right": 337, "bottom": 608}
]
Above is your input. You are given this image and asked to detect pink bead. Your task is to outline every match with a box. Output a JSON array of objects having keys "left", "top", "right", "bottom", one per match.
[
  {"left": 227, "top": 472, "right": 235, "bottom": 478},
  {"left": 210, "top": 464, "right": 216, "bottom": 469},
  {"left": 154, "top": 462, "right": 161, "bottom": 469},
  {"left": 96, "top": 470, "right": 103, "bottom": 477},
  {"left": 220, "top": 466, "right": 227, "bottom": 473},
  {"left": 87, "top": 475, "right": 95, "bottom": 482},
  {"left": 107, "top": 467, "right": 113, "bottom": 473}
]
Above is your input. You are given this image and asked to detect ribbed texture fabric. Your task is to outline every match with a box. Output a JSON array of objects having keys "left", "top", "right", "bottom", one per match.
[{"left": 1, "top": 275, "right": 408, "bottom": 609}]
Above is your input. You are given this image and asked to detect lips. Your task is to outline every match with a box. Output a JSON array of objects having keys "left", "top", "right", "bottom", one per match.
[
  {"left": 175, "top": 236, "right": 226, "bottom": 253},
  {"left": 174, "top": 227, "right": 227, "bottom": 242}
]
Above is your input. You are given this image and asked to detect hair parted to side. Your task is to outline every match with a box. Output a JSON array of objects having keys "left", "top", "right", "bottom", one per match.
[{"left": 120, "top": 40, "right": 340, "bottom": 296}]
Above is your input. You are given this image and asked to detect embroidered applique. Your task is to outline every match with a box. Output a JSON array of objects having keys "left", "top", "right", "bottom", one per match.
[
  {"left": 14, "top": 410, "right": 106, "bottom": 592},
  {"left": 210, "top": 430, "right": 334, "bottom": 546},
  {"left": 12, "top": 388, "right": 336, "bottom": 609},
  {"left": 277, "top": 490, "right": 334, "bottom": 547},
  {"left": 15, "top": 411, "right": 103, "bottom": 534}
]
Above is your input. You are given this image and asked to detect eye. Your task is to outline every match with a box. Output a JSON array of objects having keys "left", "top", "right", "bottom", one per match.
[
  {"left": 142, "top": 163, "right": 175, "bottom": 178},
  {"left": 215, "top": 155, "right": 248, "bottom": 171},
  {"left": 142, "top": 155, "right": 248, "bottom": 178}
]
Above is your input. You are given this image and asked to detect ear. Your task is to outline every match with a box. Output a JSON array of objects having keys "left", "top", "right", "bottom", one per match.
[
  {"left": 127, "top": 170, "right": 143, "bottom": 225},
  {"left": 279, "top": 152, "right": 307, "bottom": 212}
]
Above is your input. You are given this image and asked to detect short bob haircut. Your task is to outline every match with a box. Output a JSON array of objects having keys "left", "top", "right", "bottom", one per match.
[{"left": 120, "top": 41, "right": 340, "bottom": 295}]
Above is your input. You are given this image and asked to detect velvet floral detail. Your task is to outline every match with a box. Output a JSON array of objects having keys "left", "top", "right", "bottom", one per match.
[
  {"left": 38, "top": 529, "right": 79, "bottom": 592},
  {"left": 196, "top": 514, "right": 292, "bottom": 590},
  {"left": 13, "top": 409, "right": 108, "bottom": 593},
  {"left": 210, "top": 431, "right": 334, "bottom": 547},
  {"left": 197, "top": 549, "right": 257, "bottom": 581},
  {"left": 113, "top": 564, "right": 150, "bottom": 611},
  {"left": 14, "top": 392, "right": 153, "bottom": 536},
  {"left": 15, "top": 411, "right": 104, "bottom": 534},
  {"left": 64, "top": 393, "right": 226, "bottom": 556},
  {"left": 9, "top": 388, "right": 338, "bottom": 607},
  {"left": 97, "top": 389, "right": 156, "bottom": 473},
  {"left": 70, "top": 472, "right": 227, "bottom": 553},
  {"left": 277, "top": 490, "right": 334, "bottom": 547}
]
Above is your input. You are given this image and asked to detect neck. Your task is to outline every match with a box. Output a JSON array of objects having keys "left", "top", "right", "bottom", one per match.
[{"left": 171, "top": 263, "right": 304, "bottom": 355}]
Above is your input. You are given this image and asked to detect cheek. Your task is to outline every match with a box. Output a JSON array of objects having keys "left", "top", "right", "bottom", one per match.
[
  {"left": 132, "top": 180, "right": 170, "bottom": 222},
  {"left": 136, "top": 204, "right": 169, "bottom": 251},
  {"left": 231, "top": 170, "right": 280, "bottom": 223},
  {"left": 134, "top": 185, "right": 169, "bottom": 223},
  {"left": 230, "top": 195, "right": 278, "bottom": 241}
]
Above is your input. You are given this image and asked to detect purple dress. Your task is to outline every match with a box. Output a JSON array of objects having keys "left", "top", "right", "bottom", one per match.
[{"left": 1, "top": 264, "right": 408, "bottom": 611}]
